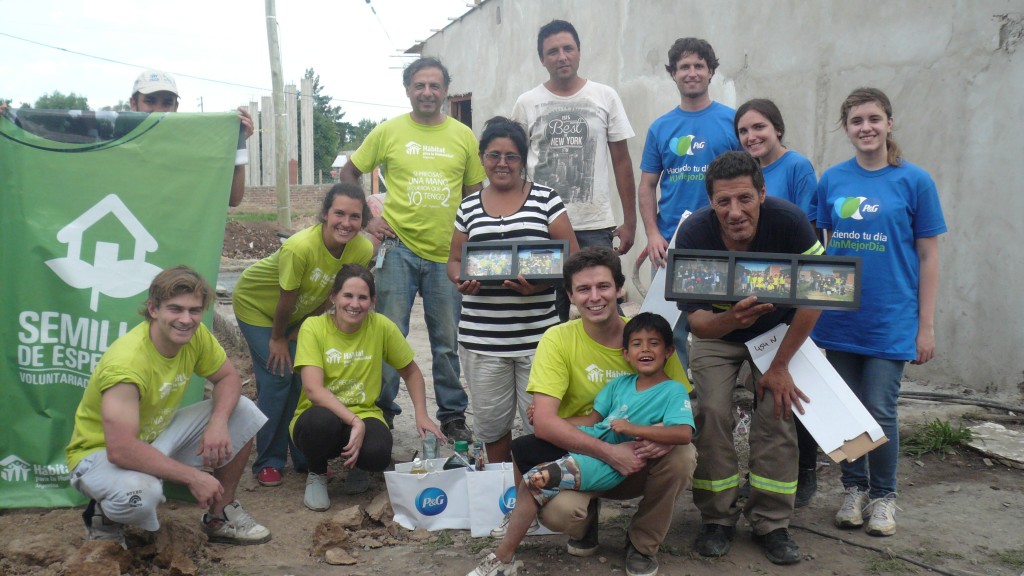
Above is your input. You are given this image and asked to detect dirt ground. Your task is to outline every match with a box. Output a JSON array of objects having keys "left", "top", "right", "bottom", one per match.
[{"left": 1, "top": 222, "right": 1022, "bottom": 576}]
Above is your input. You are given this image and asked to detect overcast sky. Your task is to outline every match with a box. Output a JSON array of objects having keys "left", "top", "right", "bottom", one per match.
[{"left": 0, "top": 0, "right": 474, "bottom": 122}]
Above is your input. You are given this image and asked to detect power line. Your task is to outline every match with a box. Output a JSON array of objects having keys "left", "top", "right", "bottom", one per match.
[{"left": 0, "top": 30, "right": 408, "bottom": 110}]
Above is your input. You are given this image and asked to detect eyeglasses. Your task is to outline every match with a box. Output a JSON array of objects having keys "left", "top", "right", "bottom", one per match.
[{"left": 482, "top": 152, "right": 522, "bottom": 165}]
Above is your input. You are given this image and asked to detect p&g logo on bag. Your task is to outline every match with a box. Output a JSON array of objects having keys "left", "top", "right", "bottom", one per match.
[
  {"left": 499, "top": 486, "right": 516, "bottom": 514},
  {"left": 416, "top": 487, "right": 448, "bottom": 516}
]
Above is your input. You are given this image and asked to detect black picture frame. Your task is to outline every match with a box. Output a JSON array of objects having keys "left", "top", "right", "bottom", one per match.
[
  {"left": 461, "top": 240, "right": 569, "bottom": 285},
  {"left": 462, "top": 242, "right": 515, "bottom": 284},
  {"left": 669, "top": 253, "right": 732, "bottom": 302},
  {"left": 515, "top": 241, "right": 567, "bottom": 283},
  {"left": 665, "top": 249, "right": 861, "bottom": 310}
]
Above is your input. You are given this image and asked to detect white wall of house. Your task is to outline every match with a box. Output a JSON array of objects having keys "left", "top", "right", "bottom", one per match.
[{"left": 421, "top": 0, "right": 1024, "bottom": 398}]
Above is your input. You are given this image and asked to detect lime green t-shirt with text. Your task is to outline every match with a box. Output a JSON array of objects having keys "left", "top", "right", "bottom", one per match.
[
  {"left": 232, "top": 224, "right": 373, "bottom": 327},
  {"left": 526, "top": 319, "right": 691, "bottom": 419},
  {"left": 290, "top": 313, "right": 414, "bottom": 435},
  {"left": 65, "top": 321, "right": 227, "bottom": 471},
  {"left": 349, "top": 114, "right": 485, "bottom": 262}
]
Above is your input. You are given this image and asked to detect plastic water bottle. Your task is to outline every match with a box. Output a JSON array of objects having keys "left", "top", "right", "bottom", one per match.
[
  {"left": 472, "top": 440, "right": 487, "bottom": 471},
  {"left": 409, "top": 457, "right": 427, "bottom": 474},
  {"left": 422, "top": 434, "right": 439, "bottom": 460},
  {"left": 443, "top": 440, "right": 475, "bottom": 470}
]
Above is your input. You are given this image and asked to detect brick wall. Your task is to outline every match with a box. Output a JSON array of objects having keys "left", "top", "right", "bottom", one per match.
[{"left": 228, "top": 185, "right": 333, "bottom": 214}]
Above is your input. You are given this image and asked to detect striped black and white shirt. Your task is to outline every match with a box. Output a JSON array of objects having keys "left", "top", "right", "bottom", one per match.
[{"left": 455, "top": 183, "right": 567, "bottom": 356}]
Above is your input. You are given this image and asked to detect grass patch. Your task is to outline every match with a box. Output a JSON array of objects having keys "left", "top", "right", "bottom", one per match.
[
  {"left": 603, "top": 513, "right": 632, "bottom": 533},
  {"left": 427, "top": 530, "right": 455, "bottom": 551},
  {"left": 227, "top": 212, "right": 276, "bottom": 222},
  {"left": 865, "top": 556, "right": 918, "bottom": 575},
  {"left": 465, "top": 537, "right": 494, "bottom": 554},
  {"left": 909, "top": 547, "right": 964, "bottom": 563},
  {"left": 902, "top": 418, "right": 972, "bottom": 457},
  {"left": 659, "top": 543, "right": 697, "bottom": 559},
  {"left": 994, "top": 547, "right": 1024, "bottom": 568}
]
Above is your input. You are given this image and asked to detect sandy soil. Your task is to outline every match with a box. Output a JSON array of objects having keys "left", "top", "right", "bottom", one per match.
[{"left": 1, "top": 222, "right": 1022, "bottom": 576}]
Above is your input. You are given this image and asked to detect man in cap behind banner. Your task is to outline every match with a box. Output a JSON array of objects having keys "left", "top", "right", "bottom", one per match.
[{"left": 130, "top": 69, "right": 253, "bottom": 207}]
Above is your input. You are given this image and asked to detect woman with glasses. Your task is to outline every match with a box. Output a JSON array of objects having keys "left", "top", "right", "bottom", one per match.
[{"left": 448, "top": 116, "right": 579, "bottom": 469}]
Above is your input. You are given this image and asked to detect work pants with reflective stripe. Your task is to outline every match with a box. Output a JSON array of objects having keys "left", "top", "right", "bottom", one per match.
[{"left": 690, "top": 335, "right": 798, "bottom": 535}]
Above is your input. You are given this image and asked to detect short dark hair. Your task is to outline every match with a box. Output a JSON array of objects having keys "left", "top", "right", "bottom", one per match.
[
  {"left": 563, "top": 247, "right": 625, "bottom": 292},
  {"left": 403, "top": 57, "right": 451, "bottom": 88},
  {"left": 734, "top": 98, "right": 785, "bottom": 143},
  {"left": 705, "top": 151, "right": 765, "bottom": 198},
  {"left": 331, "top": 263, "right": 376, "bottom": 300},
  {"left": 665, "top": 37, "right": 719, "bottom": 75},
  {"left": 528, "top": 462, "right": 562, "bottom": 487},
  {"left": 622, "top": 312, "right": 674, "bottom": 350},
  {"left": 537, "top": 19, "right": 580, "bottom": 60},
  {"left": 479, "top": 116, "right": 529, "bottom": 163},
  {"left": 319, "top": 182, "right": 371, "bottom": 226},
  {"left": 141, "top": 265, "right": 212, "bottom": 319}
]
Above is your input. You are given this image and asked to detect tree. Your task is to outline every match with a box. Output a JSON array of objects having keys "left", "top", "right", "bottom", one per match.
[
  {"left": 340, "top": 118, "right": 381, "bottom": 150},
  {"left": 101, "top": 100, "right": 131, "bottom": 112},
  {"left": 297, "top": 68, "right": 344, "bottom": 178},
  {"left": 34, "top": 91, "right": 89, "bottom": 110}
]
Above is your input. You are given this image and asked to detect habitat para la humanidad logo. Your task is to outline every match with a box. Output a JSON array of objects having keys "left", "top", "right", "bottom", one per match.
[{"left": 0, "top": 455, "right": 70, "bottom": 488}]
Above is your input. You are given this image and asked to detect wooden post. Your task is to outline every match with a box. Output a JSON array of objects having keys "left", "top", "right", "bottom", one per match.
[
  {"left": 248, "top": 99, "right": 260, "bottom": 186},
  {"left": 265, "top": 0, "right": 291, "bottom": 231},
  {"left": 286, "top": 83, "right": 298, "bottom": 185},
  {"left": 300, "top": 77, "right": 314, "bottom": 186}
]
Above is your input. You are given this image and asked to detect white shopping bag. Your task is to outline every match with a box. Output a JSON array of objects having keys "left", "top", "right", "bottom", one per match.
[
  {"left": 385, "top": 458, "right": 470, "bottom": 531},
  {"left": 467, "top": 462, "right": 516, "bottom": 537},
  {"left": 466, "top": 462, "right": 557, "bottom": 538}
]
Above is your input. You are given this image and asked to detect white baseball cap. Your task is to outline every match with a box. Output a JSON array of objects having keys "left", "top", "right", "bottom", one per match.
[{"left": 132, "top": 70, "right": 179, "bottom": 96}]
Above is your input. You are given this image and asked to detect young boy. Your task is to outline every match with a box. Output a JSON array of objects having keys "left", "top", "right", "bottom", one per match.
[{"left": 468, "top": 312, "right": 695, "bottom": 576}]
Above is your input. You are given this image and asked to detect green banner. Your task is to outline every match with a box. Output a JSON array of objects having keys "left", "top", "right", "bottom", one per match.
[{"left": 0, "top": 111, "right": 237, "bottom": 508}]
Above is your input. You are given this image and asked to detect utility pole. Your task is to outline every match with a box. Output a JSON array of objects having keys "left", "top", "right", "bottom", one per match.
[
  {"left": 196, "top": 96, "right": 204, "bottom": 112},
  {"left": 265, "top": 0, "right": 291, "bottom": 231}
]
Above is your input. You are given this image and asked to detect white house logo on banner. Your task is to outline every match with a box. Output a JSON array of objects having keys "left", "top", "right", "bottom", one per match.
[
  {"left": 0, "top": 455, "right": 32, "bottom": 482},
  {"left": 45, "top": 194, "right": 163, "bottom": 312}
]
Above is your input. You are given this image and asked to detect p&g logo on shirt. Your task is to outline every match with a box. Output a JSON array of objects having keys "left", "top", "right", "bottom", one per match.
[
  {"left": 832, "top": 196, "right": 882, "bottom": 221},
  {"left": 499, "top": 486, "right": 517, "bottom": 515},
  {"left": 669, "top": 134, "right": 708, "bottom": 157},
  {"left": 416, "top": 487, "right": 448, "bottom": 516}
]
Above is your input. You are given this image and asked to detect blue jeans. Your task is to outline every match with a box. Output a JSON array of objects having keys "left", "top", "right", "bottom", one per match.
[
  {"left": 556, "top": 227, "right": 619, "bottom": 322},
  {"left": 374, "top": 241, "right": 467, "bottom": 423},
  {"left": 236, "top": 319, "right": 307, "bottom": 473},
  {"left": 826, "top": 350, "right": 905, "bottom": 498}
]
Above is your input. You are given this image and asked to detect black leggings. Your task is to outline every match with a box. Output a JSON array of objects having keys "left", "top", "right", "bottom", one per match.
[
  {"left": 292, "top": 405, "right": 393, "bottom": 474},
  {"left": 511, "top": 433, "right": 569, "bottom": 475}
]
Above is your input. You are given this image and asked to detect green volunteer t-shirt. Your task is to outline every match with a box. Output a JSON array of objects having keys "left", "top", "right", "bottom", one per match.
[
  {"left": 349, "top": 114, "right": 485, "bottom": 262},
  {"left": 65, "top": 321, "right": 227, "bottom": 471},
  {"left": 526, "top": 318, "right": 691, "bottom": 419},
  {"left": 289, "top": 313, "right": 415, "bottom": 434},
  {"left": 232, "top": 224, "right": 373, "bottom": 327}
]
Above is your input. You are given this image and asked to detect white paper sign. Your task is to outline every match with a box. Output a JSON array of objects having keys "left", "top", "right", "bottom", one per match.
[
  {"left": 745, "top": 323, "right": 885, "bottom": 462},
  {"left": 639, "top": 211, "right": 691, "bottom": 328}
]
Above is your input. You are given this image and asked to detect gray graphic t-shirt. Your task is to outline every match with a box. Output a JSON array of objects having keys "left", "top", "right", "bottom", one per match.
[{"left": 512, "top": 81, "right": 634, "bottom": 230}]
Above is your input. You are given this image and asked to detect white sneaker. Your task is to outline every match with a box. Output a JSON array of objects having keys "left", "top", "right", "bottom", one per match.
[
  {"left": 834, "top": 486, "right": 870, "bottom": 528},
  {"left": 489, "top": 510, "right": 539, "bottom": 538},
  {"left": 467, "top": 552, "right": 523, "bottom": 576},
  {"left": 202, "top": 501, "right": 271, "bottom": 545},
  {"left": 865, "top": 494, "right": 900, "bottom": 536},
  {"left": 304, "top": 472, "right": 331, "bottom": 511}
]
